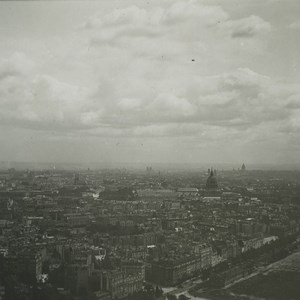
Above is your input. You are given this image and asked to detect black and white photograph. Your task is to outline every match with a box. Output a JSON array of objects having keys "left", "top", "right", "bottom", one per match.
[{"left": 0, "top": 0, "right": 300, "bottom": 299}]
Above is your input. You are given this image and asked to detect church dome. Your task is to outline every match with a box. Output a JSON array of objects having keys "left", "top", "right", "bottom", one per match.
[{"left": 206, "top": 169, "right": 218, "bottom": 189}]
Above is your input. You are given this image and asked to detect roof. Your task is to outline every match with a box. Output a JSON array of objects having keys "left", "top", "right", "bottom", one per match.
[{"left": 177, "top": 188, "right": 199, "bottom": 192}]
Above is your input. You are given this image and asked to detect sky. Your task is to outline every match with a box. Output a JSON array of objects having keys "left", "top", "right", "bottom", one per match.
[{"left": 0, "top": 0, "right": 300, "bottom": 167}]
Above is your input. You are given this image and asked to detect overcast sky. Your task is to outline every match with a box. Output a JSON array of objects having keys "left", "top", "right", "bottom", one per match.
[{"left": 0, "top": 0, "right": 300, "bottom": 167}]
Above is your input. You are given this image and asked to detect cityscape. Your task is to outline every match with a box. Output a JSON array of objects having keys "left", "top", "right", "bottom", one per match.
[
  {"left": 1, "top": 0, "right": 300, "bottom": 299},
  {"left": 0, "top": 165, "right": 300, "bottom": 299}
]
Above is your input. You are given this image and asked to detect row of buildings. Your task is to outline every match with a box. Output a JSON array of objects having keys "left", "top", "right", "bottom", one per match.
[{"left": 0, "top": 166, "right": 299, "bottom": 300}]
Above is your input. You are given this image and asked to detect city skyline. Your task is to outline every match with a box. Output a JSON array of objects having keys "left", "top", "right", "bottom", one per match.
[
  {"left": 0, "top": 0, "right": 300, "bottom": 165},
  {"left": 1, "top": 160, "right": 300, "bottom": 172}
]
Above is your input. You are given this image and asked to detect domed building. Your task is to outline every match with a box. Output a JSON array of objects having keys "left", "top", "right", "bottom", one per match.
[
  {"left": 199, "top": 168, "right": 221, "bottom": 198},
  {"left": 206, "top": 169, "right": 218, "bottom": 189}
]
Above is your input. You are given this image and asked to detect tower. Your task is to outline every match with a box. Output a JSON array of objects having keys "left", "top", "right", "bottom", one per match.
[
  {"left": 206, "top": 168, "right": 218, "bottom": 189},
  {"left": 74, "top": 173, "right": 80, "bottom": 185}
]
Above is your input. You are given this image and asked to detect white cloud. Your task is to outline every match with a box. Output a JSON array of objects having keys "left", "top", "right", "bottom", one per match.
[
  {"left": 0, "top": 0, "right": 299, "bottom": 164},
  {"left": 0, "top": 54, "right": 91, "bottom": 130},
  {"left": 0, "top": 52, "right": 35, "bottom": 77},
  {"left": 118, "top": 98, "right": 142, "bottom": 111},
  {"left": 288, "top": 21, "right": 300, "bottom": 30},
  {"left": 162, "top": 0, "right": 228, "bottom": 26},
  {"left": 0, "top": 50, "right": 297, "bottom": 142},
  {"left": 223, "top": 15, "right": 271, "bottom": 38}
]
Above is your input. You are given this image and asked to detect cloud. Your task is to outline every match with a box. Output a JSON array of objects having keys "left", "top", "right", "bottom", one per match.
[
  {"left": 162, "top": 0, "right": 228, "bottom": 26},
  {"left": 0, "top": 51, "right": 297, "bottom": 142},
  {"left": 0, "top": 54, "right": 91, "bottom": 130},
  {"left": 84, "top": 1, "right": 271, "bottom": 54},
  {"left": 85, "top": 0, "right": 229, "bottom": 47},
  {"left": 223, "top": 15, "right": 271, "bottom": 38},
  {"left": 0, "top": 52, "right": 35, "bottom": 80},
  {"left": 80, "top": 0, "right": 272, "bottom": 98},
  {"left": 84, "top": 6, "right": 164, "bottom": 46},
  {"left": 288, "top": 21, "right": 300, "bottom": 30},
  {"left": 0, "top": 0, "right": 298, "bottom": 165}
]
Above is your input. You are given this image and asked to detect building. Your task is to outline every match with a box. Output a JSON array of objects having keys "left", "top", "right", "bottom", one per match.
[
  {"left": 199, "top": 244, "right": 212, "bottom": 269},
  {"left": 91, "top": 291, "right": 112, "bottom": 300},
  {"left": 64, "top": 213, "right": 91, "bottom": 227},
  {"left": 177, "top": 188, "right": 199, "bottom": 197},
  {"left": 240, "top": 236, "right": 265, "bottom": 252},
  {"left": 99, "top": 268, "right": 143, "bottom": 299},
  {"left": 3, "top": 250, "right": 43, "bottom": 284},
  {"left": 206, "top": 169, "right": 218, "bottom": 190},
  {"left": 148, "top": 254, "right": 205, "bottom": 286},
  {"left": 74, "top": 173, "right": 80, "bottom": 185},
  {"left": 65, "top": 264, "right": 91, "bottom": 295}
]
